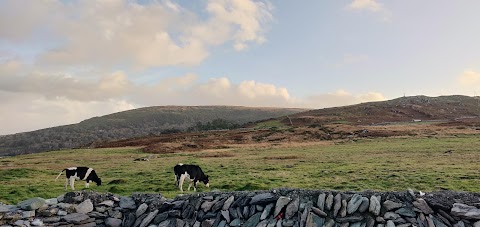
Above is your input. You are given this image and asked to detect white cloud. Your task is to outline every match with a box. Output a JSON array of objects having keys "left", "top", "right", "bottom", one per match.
[
  {"left": 198, "top": 77, "right": 232, "bottom": 97},
  {"left": 0, "top": 0, "right": 273, "bottom": 69},
  {"left": 0, "top": 0, "right": 58, "bottom": 41},
  {"left": 213, "top": 0, "right": 272, "bottom": 50},
  {"left": 348, "top": 0, "right": 382, "bottom": 12},
  {"left": 134, "top": 76, "right": 293, "bottom": 107},
  {"left": 458, "top": 70, "right": 480, "bottom": 87},
  {"left": 0, "top": 62, "right": 134, "bottom": 102},
  {"left": 238, "top": 80, "right": 289, "bottom": 99},
  {"left": 358, "top": 92, "right": 386, "bottom": 102},
  {"left": 347, "top": 0, "right": 391, "bottom": 21},
  {"left": 304, "top": 89, "right": 386, "bottom": 108}
]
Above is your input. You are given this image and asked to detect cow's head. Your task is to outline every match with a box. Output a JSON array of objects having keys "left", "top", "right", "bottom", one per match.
[
  {"left": 94, "top": 177, "right": 102, "bottom": 186},
  {"left": 203, "top": 175, "right": 210, "bottom": 188}
]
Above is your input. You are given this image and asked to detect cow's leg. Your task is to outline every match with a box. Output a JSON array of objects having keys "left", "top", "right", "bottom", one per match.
[
  {"left": 85, "top": 180, "right": 90, "bottom": 188},
  {"left": 70, "top": 177, "right": 75, "bottom": 190},
  {"left": 188, "top": 180, "right": 192, "bottom": 191},
  {"left": 193, "top": 181, "right": 197, "bottom": 192},
  {"left": 64, "top": 178, "right": 68, "bottom": 190},
  {"left": 175, "top": 174, "right": 179, "bottom": 187},
  {"left": 178, "top": 174, "right": 186, "bottom": 192}
]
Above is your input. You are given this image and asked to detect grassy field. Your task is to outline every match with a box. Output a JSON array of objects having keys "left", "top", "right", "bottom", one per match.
[{"left": 1, "top": 135, "right": 480, "bottom": 204}]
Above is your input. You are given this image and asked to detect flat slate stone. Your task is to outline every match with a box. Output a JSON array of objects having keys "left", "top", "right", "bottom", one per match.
[
  {"left": 75, "top": 199, "right": 93, "bottom": 214},
  {"left": 274, "top": 196, "right": 291, "bottom": 217},
  {"left": 222, "top": 196, "right": 235, "bottom": 210},
  {"left": 120, "top": 196, "right": 136, "bottom": 209},
  {"left": 31, "top": 219, "right": 43, "bottom": 226},
  {"left": 250, "top": 193, "right": 277, "bottom": 205},
  {"left": 385, "top": 212, "right": 401, "bottom": 220},
  {"left": 105, "top": 217, "right": 122, "bottom": 227},
  {"left": 18, "top": 197, "right": 46, "bottom": 211},
  {"left": 100, "top": 200, "right": 115, "bottom": 207},
  {"left": 282, "top": 219, "right": 295, "bottom": 227},
  {"left": 324, "top": 219, "right": 335, "bottom": 227},
  {"left": 413, "top": 199, "right": 434, "bottom": 215},
  {"left": 451, "top": 203, "right": 480, "bottom": 220},
  {"left": 154, "top": 212, "right": 169, "bottom": 224},
  {"left": 317, "top": 193, "right": 326, "bottom": 211},
  {"left": 201, "top": 200, "right": 216, "bottom": 212},
  {"left": 369, "top": 195, "right": 381, "bottom": 216},
  {"left": 221, "top": 210, "right": 230, "bottom": 223},
  {"left": 0, "top": 205, "right": 19, "bottom": 212},
  {"left": 230, "top": 218, "right": 241, "bottom": 227},
  {"left": 285, "top": 197, "right": 299, "bottom": 219},
  {"left": 63, "top": 213, "right": 90, "bottom": 224},
  {"left": 136, "top": 203, "right": 149, "bottom": 217},
  {"left": 244, "top": 212, "right": 261, "bottom": 227},
  {"left": 386, "top": 220, "right": 396, "bottom": 227},
  {"left": 140, "top": 209, "right": 159, "bottom": 227},
  {"left": 312, "top": 213, "right": 325, "bottom": 227},
  {"left": 384, "top": 200, "right": 403, "bottom": 211},
  {"left": 395, "top": 208, "right": 416, "bottom": 217},
  {"left": 261, "top": 203, "right": 274, "bottom": 220},
  {"left": 326, "top": 194, "right": 334, "bottom": 210},
  {"left": 311, "top": 207, "right": 327, "bottom": 217},
  {"left": 337, "top": 215, "right": 365, "bottom": 223},
  {"left": 211, "top": 198, "right": 226, "bottom": 212},
  {"left": 348, "top": 194, "right": 363, "bottom": 214},
  {"left": 333, "top": 193, "right": 342, "bottom": 217},
  {"left": 45, "top": 198, "right": 58, "bottom": 205},
  {"left": 358, "top": 197, "right": 370, "bottom": 213},
  {"left": 453, "top": 221, "right": 465, "bottom": 227}
]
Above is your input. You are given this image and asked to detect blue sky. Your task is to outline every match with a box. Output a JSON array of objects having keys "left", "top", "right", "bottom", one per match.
[{"left": 1, "top": 0, "right": 480, "bottom": 135}]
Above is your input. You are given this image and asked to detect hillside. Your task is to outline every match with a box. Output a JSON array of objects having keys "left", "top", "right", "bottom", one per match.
[
  {"left": 2, "top": 96, "right": 479, "bottom": 156},
  {"left": 94, "top": 95, "right": 480, "bottom": 153},
  {"left": 281, "top": 95, "right": 480, "bottom": 126},
  {"left": 0, "top": 106, "right": 306, "bottom": 156}
]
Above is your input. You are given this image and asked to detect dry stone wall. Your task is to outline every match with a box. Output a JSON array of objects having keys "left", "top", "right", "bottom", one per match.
[{"left": 1, "top": 189, "right": 480, "bottom": 227}]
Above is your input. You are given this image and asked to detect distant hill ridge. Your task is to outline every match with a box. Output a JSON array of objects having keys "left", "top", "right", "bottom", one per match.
[
  {"left": 284, "top": 95, "right": 480, "bottom": 126},
  {"left": 0, "top": 106, "right": 305, "bottom": 156}
]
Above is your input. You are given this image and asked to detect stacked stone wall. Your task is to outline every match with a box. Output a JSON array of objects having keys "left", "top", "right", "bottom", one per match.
[{"left": 2, "top": 189, "right": 480, "bottom": 227}]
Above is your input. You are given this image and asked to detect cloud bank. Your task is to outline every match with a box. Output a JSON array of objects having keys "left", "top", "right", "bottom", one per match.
[{"left": 0, "top": 0, "right": 273, "bottom": 69}]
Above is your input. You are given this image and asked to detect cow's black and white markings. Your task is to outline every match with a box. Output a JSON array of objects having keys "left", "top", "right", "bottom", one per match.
[
  {"left": 174, "top": 163, "right": 210, "bottom": 192},
  {"left": 55, "top": 167, "right": 102, "bottom": 190}
]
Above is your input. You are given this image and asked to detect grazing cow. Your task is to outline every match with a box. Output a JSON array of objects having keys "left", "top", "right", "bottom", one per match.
[
  {"left": 55, "top": 167, "right": 102, "bottom": 190},
  {"left": 174, "top": 163, "right": 209, "bottom": 192}
]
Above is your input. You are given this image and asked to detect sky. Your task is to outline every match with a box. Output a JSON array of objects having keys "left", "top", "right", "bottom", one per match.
[{"left": 1, "top": 0, "right": 480, "bottom": 135}]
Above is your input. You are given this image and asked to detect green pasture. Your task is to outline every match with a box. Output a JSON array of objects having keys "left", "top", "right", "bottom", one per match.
[{"left": 1, "top": 135, "right": 480, "bottom": 204}]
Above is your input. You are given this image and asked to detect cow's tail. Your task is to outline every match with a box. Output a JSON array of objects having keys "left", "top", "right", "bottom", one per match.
[{"left": 55, "top": 169, "right": 66, "bottom": 181}]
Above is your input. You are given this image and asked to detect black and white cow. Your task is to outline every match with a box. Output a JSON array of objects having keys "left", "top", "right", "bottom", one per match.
[
  {"left": 55, "top": 167, "right": 102, "bottom": 190},
  {"left": 174, "top": 163, "right": 210, "bottom": 192}
]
